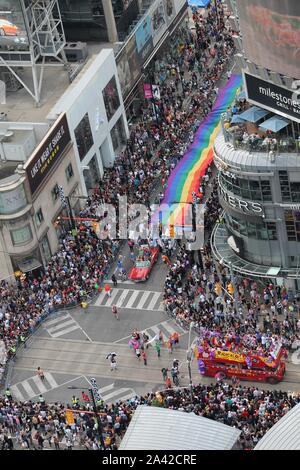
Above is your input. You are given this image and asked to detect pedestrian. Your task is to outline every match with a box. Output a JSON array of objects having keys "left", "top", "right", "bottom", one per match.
[
  {"left": 106, "top": 352, "right": 117, "bottom": 371},
  {"left": 111, "top": 274, "right": 118, "bottom": 287},
  {"left": 166, "top": 337, "right": 173, "bottom": 354},
  {"left": 53, "top": 435, "right": 60, "bottom": 450},
  {"left": 161, "top": 367, "right": 168, "bottom": 381},
  {"left": 38, "top": 394, "right": 45, "bottom": 405},
  {"left": 105, "top": 284, "right": 112, "bottom": 298},
  {"left": 135, "top": 348, "right": 141, "bottom": 360},
  {"left": 37, "top": 366, "right": 45, "bottom": 380},
  {"left": 171, "top": 332, "right": 179, "bottom": 347},
  {"left": 141, "top": 350, "right": 147, "bottom": 365},
  {"left": 154, "top": 341, "right": 161, "bottom": 358},
  {"left": 165, "top": 377, "right": 172, "bottom": 389},
  {"left": 81, "top": 391, "right": 90, "bottom": 402},
  {"left": 112, "top": 304, "right": 119, "bottom": 320},
  {"left": 142, "top": 332, "right": 149, "bottom": 349}
]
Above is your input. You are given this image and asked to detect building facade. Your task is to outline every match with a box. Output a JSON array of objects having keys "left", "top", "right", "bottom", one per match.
[{"left": 212, "top": 0, "right": 300, "bottom": 291}]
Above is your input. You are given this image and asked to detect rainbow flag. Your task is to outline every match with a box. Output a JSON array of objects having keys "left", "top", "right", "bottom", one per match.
[{"left": 153, "top": 74, "right": 242, "bottom": 229}]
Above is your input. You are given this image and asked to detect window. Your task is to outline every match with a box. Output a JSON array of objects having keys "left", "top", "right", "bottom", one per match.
[
  {"left": 219, "top": 173, "right": 272, "bottom": 202},
  {"left": 65, "top": 163, "right": 74, "bottom": 181},
  {"left": 51, "top": 183, "right": 60, "bottom": 203},
  {"left": 74, "top": 113, "right": 94, "bottom": 161},
  {"left": 102, "top": 76, "right": 120, "bottom": 121},
  {"left": 279, "top": 171, "right": 300, "bottom": 202},
  {"left": 35, "top": 208, "right": 44, "bottom": 227},
  {"left": 110, "top": 116, "right": 126, "bottom": 152},
  {"left": 226, "top": 215, "right": 277, "bottom": 241},
  {"left": 285, "top": 210, "right": 300, "bottom": 241},
  {"left": 10, "top": 225, "right": 32, "bottom": 246}
]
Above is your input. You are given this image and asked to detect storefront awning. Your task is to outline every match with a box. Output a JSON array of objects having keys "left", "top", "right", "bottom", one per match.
[
  {"left": 239, "top": 106, "right": 269, "bottom": 123},
  {"left": 18, "top": 258, "right": 42, "bottom": 273},
  {"left": 259, "top": 116, "right": 290, "bottom": 132}
]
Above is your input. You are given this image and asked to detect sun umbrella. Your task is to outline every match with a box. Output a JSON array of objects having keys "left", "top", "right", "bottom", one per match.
[
  {"left": 230, "top": 115, "right": 246, "bottom": 124},
  {"left": 259, "top": 116, "right": 290, "bottom": 132},
  {"left": 239, "top": 106, "right": 269, "bottom": 123}
]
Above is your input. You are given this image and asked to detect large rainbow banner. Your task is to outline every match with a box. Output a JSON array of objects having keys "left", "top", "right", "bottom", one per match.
[{"left": 153, "top": 74, "right": 242, "bottom": 229}]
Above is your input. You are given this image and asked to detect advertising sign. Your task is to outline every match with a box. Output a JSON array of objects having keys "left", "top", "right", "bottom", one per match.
[
  {"left": 25, "top": 114, "right": 71, "bottom": 196},
  {"left": 244, "top": 72, "right": 300, "bottom": 123},
  {"left": 135, "top": 14, "right": 153, "bottom": 64},
  {"left": 0, "top": 0, "right": 29, "bottom": 52},
  {"left": 144, "top": 83, "right": 153, "bottom": 99},
  {"left": 237, "top": 0, "right": 300, "bottom": 80},
  {"left": 117, "top": 34, "right": 141, "bottom": 97},
  {"left": 165, "top": 0, "right": 176, "bottom": 25},
  {"left": 151, "top": 0, "right": 167, "bottom": 46}
]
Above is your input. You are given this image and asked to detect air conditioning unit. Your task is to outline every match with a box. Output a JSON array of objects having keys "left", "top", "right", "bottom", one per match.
[{"left": 64, "top": 42, "right": 88, "bottom": 62}]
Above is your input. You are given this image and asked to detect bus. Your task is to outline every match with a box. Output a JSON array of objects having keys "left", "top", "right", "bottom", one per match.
[{"left": 195, "top": 340, "right": 286, "bottom": 384}]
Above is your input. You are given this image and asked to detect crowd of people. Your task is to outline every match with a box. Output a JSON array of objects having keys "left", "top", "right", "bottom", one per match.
[
  {"left": 2, "top": 1, "right": 300, "bottom": 452},
  {"left": 1, "top": 381, "right": 300, "bottom": 450},
  {"left": 0, "top": 2, "right": 235, "bottom": 379}
]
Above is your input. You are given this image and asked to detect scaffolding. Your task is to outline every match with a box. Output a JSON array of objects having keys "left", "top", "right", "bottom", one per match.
[{"left": 0, "top": 0, "right": 69, "bottom": 105}]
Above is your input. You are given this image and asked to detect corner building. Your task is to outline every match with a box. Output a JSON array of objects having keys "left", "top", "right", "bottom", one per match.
[{"left": 211, "top": 0, "right": 300, "bottom": 292}]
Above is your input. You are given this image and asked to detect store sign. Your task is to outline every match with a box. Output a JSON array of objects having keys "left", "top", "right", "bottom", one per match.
[
  {"left": 219, "top": 186, "right": 264, "bottom": 215},
  {"left": 144, "top": 83, "right": 153, "bottom": 99},
  {"left": 244, "top": 72, "right": 300, "bottom": 123},
  {"left": 25, "top": 114, "right": 71, "bottom": 195}
]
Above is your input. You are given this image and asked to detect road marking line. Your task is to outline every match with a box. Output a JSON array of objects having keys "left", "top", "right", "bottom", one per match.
[
  {"left": 149, "top": 325, "right": 168, "bottom": 342},
  {"left": 10, "top": 384, "right": 25, "bottom": 401},
  {"left": 147, "top": 292, "right": 162, "bottom": 310},
  {"left": 43, "top": 314, "right": 71, "bottom": 327},
  {"left": 44, "top": 372, "right": 59, "bottom": 388},
  {"left": 98, "top": 383, "right": 114, "bottom": 394},
  {"left": 116, "top": 289, "right": 132, "bottom": 307},
  {"left": 105, "top": 289, "right": 119, "bottom": 307},
  {"left": 32, "top": 375, "right": 48, "bottom": 393},
  {"left": 48, "top": 319, "right": 76, "bottom": 333},
  {"left": 51, "top": 325, "right": 80, "bottom": 338},
  {"left": 114, "top": 391, "right": 136, "bottom": 402},
  {"left": 136, "top": 291, "right": 151, "bottom": 309},
  {"left": 124, "top": 290, "right": 140, "bottom": 308},
  {"left": 161, "top": 321, "right": 178, "bottom": 336},
  {"left": 102, "top": 388, "right": 132, "bottom": 401},
  {"left": 21, "top": 380, "right": 36, "bottom": 399}
]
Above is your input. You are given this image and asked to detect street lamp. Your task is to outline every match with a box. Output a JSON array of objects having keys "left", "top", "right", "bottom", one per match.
[{"left": 186, "top": 321, "right": 195, "bottom": 402}]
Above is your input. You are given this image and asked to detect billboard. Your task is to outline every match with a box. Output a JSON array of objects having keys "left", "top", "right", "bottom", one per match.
[
  {"left": 25, "top": 114, "right": 71, "bottom": 196},
  {"left": 117, "top": 34, "right": 141, "bottom": 96},
  {"left": 135, "top": 14, "right": 153, "bottom": 64},
  {"left": 0, "top": 0, "right": 29, "bottom": 51},
  {"left": 150, "top": 0, "right": 167, "bottom": 46},
  {"left": 237, "top": 0, "right": 300, "bottom": 80},
  {"left": 244, "top": 72, "right": 300, "bottom": 123}
]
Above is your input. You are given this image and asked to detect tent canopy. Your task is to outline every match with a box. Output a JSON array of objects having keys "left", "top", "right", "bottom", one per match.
[
  {"left": 188, "top": 0, "right": 211, "bottom": 7},
  {"left": 259, "top": 116, "right": 290, "bottom": 132},
  {"left": 119, "top": 405, "right": 241, "bottom": 450},
  {"left": 239, "top": 106, "right": 269, "bottom": 123},
  {"left": 231, "top": 114, "right": 246, "bottom": 124}
]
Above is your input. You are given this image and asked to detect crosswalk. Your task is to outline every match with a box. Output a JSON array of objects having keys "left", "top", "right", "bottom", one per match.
[
  {"left": 94, "top": 288, "right": 164, "bottom": 311},
  {"left": 96, "top": 382, "right": 136, "bottom": 404},
  {"left": 141, "top": 319, "right": 187, "bottom": 346},
  {"left": 10, "top": 373, "right": 136, "bottom": 404},
  {"left": 10, "top": 372, "right": 59, "bottom": 401},
  {"left": 43, "top": 312, "right": 81, "bottom": 338}
]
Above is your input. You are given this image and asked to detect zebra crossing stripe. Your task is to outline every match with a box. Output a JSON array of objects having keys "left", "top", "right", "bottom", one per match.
[
  {"left": 124, "top": 290, "right": 140, "bottom": 308},
  {"left": 101, "top": 388, "right": 133, "bottom": 401},
  {"left": 32, "top": 375, "right": 48, "bottom": 394},
  {"left": 136, "top": 291, "right": 151, "bottom": 309},
  {"left": 21, "top": 380, "right": 35, "bottom": 399},
  {"left": 105, "top": 289, "right": 119, "bottom": 307},
  {"left": 43, "top": 314, "right": 70, "bottom": 327},
  {"left": 116, "top": 289, "right": 131, "bottom": 307},
  {"left": 147, "top": 292, "right": 162, "bottom": 310},
  {"left": 51, "top": 325, "right": 80, "bottom": 338},
  {"left": 98, "top": 383, "right": 114, "bottom": 394},
  {"left": 47, "top": 319, "right": 75, "bottom": 334},
  {"left": 95, "top": 290, "right": 106, "bottom": 306},
  {"left": 161, "top": 321, "right": 180, "bottom": 336},
  {"left": 43, "top": 372, "right": 58, "bottom": 388},
  {"left": 10, "top": 384, "right": 25, "bottom": 401}
]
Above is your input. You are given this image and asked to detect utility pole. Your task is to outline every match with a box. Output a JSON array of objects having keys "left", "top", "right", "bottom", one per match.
[{"left": 89, "top": 388, "right": 105, "bottom": 449}]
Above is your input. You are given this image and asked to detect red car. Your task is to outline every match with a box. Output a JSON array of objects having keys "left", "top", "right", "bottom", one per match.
[{"left": 129, "top": 247, "right": 159, "bottom": 281}]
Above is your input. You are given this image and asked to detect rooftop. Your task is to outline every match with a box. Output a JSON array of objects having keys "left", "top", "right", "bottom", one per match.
[{"left": 0, "top": 42, "right": 114, "bottom": 123}]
